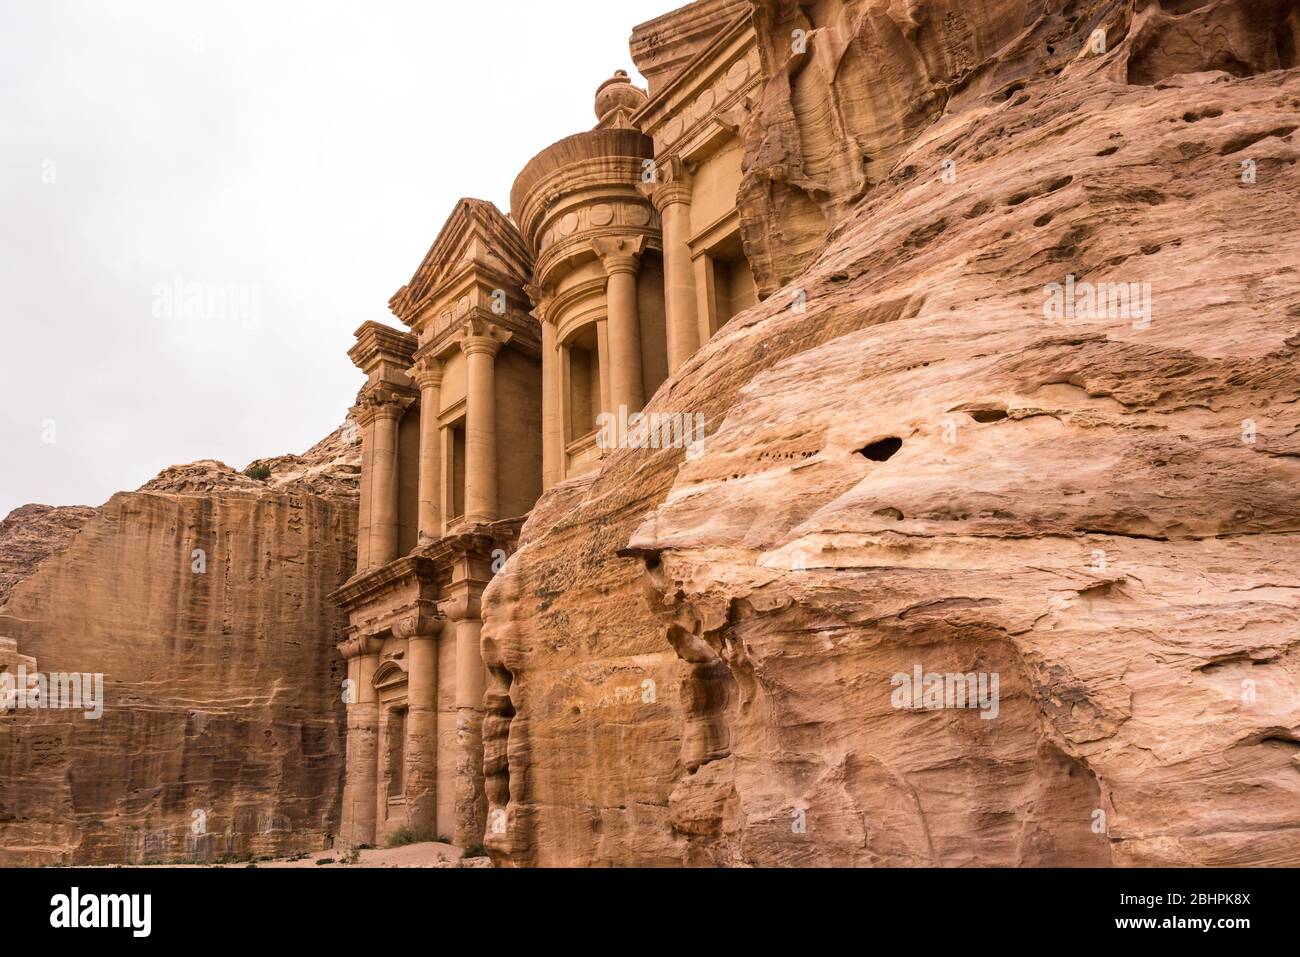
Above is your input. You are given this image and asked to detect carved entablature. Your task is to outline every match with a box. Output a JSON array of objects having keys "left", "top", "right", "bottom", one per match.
[
  {"left": 632, "top": 7, "right": 764, "bottom": 166},
  {"left": 425, "top": 518, "right": 525, "bottom": 622},
  {"left": 348, "top": 321, "right": 418, "bottom": 396},
  {"left": 388, "top": 198, "right": 538, "bottom": 359},
  {"left": 536, "top": 200, "right": 661, "bottom": 260},
  {"left": 419, "top": 312, "right": 538, "bottom": 364},
  {"left": 331, "top": 555, "right": 446, "bottom": 645},
  {"left": 510, "top": 128, "right": 662, "bottom": 290}
]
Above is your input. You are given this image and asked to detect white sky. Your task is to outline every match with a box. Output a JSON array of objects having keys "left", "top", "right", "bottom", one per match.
[{"left": 0, "top": 0, "right": 669, "bottom": 517}]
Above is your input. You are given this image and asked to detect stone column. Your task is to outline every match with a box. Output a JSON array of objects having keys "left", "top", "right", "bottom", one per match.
[
  {"left": 652, "top": 178, "right": 700, "bottom": 374},
  {"left": 411, "top": 358, "right": 444, "bottom": 543},
  {"left": 355, "top": 392, "right": 410, "bottom": 569},
  {"left": 350, "top": 408, "right": 375, "bottom": 573},
  {"left": 461, "top": 322, "right": 509, "bottom": 526},
  {"left": 596, "top": 319, "right": 612, "bottom": 417},
  {"left": 527, "top": 285, "right": 563, "bottom": 491},
  {"left": 446, "top": 593, "right": 487, "bottom": 847},
  {"left": 339, "top": 636, "right": 382, "bottom": 847},
  {"left": 693, "top": 253, "right": 717, "bottom": 350},
  {"left": 371, "top": 402, "right": 401, "bottom": 565},
  {"left": 540, "top": 319, "right": 562, "bottom": 490},
  {"left": 595, "top": 237, "right": 646, "bottom": 416},
  {"left": 400, "top": 616, "right": 441, "bottom": 834}
]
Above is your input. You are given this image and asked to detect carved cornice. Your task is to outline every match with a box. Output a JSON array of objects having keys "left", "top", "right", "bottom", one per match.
[
  {"left": 632, "top": 9, "right": 761, "bottom": 160},
  {"left": 329, "top": 555, "right": 441, "bottom": 611},
  {"left": 348, "top": 321, "right": 417, "bottom": 375},
  {"left": 511, "top": 129, "right": 653, "bottom": 237},
  {"left": 534, "top": 221, "right": 661, "bottom": 293},
  {"left": 630, "top": 0, "right": 752, "bottom": 96},
  {"left": 390, "top": 198, "right": 533, "bottom": 330}
]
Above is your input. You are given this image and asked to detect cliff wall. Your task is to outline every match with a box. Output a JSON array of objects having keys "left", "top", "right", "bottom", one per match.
[{"left": 480, "top": 0, "right": 1300, "bottom": 866}]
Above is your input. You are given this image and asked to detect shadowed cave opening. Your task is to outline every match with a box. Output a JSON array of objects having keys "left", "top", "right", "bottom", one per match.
[{"left": 858, "top": 437, "right": 902, "bottom": 461}]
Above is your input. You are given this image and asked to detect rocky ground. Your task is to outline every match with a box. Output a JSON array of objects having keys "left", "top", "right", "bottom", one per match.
[{"left": 118, "top": 841, "right": 492, "bottom": 869}]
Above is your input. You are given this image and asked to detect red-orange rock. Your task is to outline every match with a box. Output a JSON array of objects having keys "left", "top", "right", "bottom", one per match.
[
  {"left": 0, "top": 427, "right": 359, "bottom": 864},
  {"left": 480, "top": 0, "right": 1300, "bottom": 866}
]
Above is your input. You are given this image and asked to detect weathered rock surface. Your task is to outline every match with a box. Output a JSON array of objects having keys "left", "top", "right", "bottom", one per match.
[
  {"left": 481, "top": 0, "right": 1300, "bottom": 866},
  {"left": 0, "top": 504, "right": 99, "bottom": 607},
  {"left": 0, "top": 425, "right": 359, "bottom": 864},
  {"left": 139, "top": 422, "right": 361, "bottom": 500}
]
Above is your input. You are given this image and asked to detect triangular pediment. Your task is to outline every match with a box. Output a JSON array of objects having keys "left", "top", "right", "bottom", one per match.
[{"left": 392, "top": 198, "right": 533, "bottom": 324}]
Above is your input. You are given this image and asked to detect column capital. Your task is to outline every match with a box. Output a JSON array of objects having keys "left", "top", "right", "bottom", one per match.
[
  {"left": 394, "top": 610, "right": 445, "bottom": 639},
  {"left": 350, "top": 386, "right": 415, "bottom": 427},
  {"left": 639, "top": 155, "right": 693, "bottom": 208},
  {"left": 409, "top": 354, "right": 444, "bottom": 391},
  {"left": 651, "top": 180, "right": 694, "bottom": 212},
  {"left": 457, "top": 317, "right": 511, "bottom": 358},
  {"left": 337, "top": 634, "right": 383, "bottom": 660},
  {"left": 594, "top": 235, "right": 647, "bottom": 277},
  {"left": 524, "top": 283, "right": 557, "bottom": 325},
  {"left": 441, "top": 589, "right": 483, "bottom": 624}
]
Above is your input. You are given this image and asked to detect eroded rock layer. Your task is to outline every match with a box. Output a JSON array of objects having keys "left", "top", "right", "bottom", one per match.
[{"left": 481, "top": 0, "right": 1300, "bottom": 866}]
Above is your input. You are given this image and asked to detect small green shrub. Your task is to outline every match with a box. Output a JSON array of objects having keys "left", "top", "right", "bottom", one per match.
[
  {"left": 244, "top": 464, "right": 272, "bottom": 481},
  {"left": 462, "top": 843, "right": 488, "bottom": 859},
  {"left": 386, "top": 825, "right": 439, "bottom": 848}
]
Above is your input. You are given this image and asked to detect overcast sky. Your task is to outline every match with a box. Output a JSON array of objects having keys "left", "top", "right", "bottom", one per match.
[{"left": 0, "top": 0, "right": 668, "bottom": 517}]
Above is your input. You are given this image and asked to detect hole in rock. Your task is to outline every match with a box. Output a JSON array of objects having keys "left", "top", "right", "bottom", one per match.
[
  {"left": 969, "top": 409, "right": 1009, "bottom": 423},
  {"left": 858, "top": 437, "right": 903, "bottom": 462}
]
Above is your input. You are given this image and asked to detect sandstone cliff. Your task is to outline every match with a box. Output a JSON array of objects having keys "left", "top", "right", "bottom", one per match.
[
  {"left": 0, "top": 504, "right": 99, "bottom": 608},
  {"left": 481, "top": 0, "right": 1300, "bottom": 866},
  {"left": 0, "top": 426, "right": 358, "bottom": 864}
]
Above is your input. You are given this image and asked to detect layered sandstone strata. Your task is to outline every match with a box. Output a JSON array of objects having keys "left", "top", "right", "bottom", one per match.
[
  {"left": 0, "top": 427, "right": 358, "bottom": 864},
  {"left": 481, "top": 0, "right": 1300, "bottom": 866}
]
